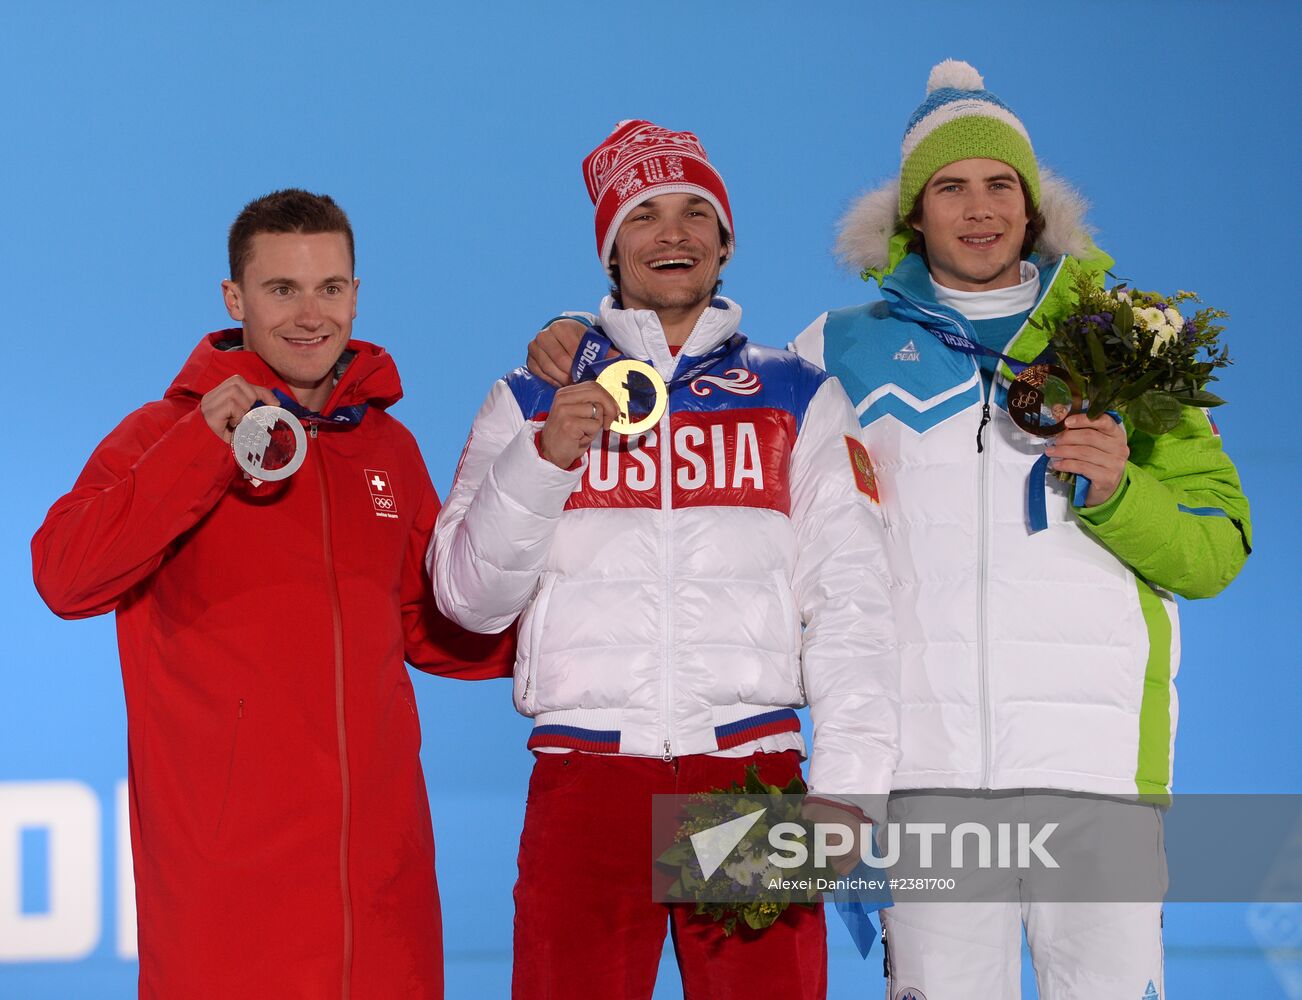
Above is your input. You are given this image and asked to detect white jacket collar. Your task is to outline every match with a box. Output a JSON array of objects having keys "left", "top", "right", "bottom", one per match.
[{"left": 597, "top": 295, "right": 743, "bottom": 381}]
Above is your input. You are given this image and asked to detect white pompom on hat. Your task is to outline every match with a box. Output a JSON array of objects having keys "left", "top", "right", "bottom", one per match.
[{"left": 926, "top": 58, "right": 985, "bottom": 93}]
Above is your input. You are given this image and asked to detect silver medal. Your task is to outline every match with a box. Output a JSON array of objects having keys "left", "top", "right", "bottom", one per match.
[{"left": 232, "top": 406, "right": 307, "bottom": 483}]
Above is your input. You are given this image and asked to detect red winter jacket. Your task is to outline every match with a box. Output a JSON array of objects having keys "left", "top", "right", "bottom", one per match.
[{"left": 32, "top": 332, "right": 512, "bottom": 999}]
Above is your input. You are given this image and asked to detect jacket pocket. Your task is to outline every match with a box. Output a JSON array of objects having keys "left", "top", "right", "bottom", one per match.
[
  {"left": 215, "top": 698, "right": 244, "bottom": 837},
  {"left": 516, "top": 573, "right": 558, "bottom": 714},
  {"left": 772, "top": 571, "right": 805, "bottom": 702}
]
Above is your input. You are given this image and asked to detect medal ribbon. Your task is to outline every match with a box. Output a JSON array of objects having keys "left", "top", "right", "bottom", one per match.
[
  {"left": 880, "top": 286, "right": 1038, "bottom": 375},
  {"left": 254, "top": 389, "right": 369, "bottom": 428},
  {"left": 1025, "top": 411, "right": 1120, "bottom": 532},
  {"left": 828, "top": 849, "right": 893, "bottom": 959}
]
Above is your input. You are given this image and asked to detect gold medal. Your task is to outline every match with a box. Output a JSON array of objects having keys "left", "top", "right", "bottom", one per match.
[
  {"left": 596, "top": 359, "right": 668, "bottom": 435},
  {"left": 1007, "top": 364, "right": 1083, "bottom": 437}
]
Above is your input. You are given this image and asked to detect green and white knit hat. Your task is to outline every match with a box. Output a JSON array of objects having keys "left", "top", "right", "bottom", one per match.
[{"left": 898, "top": 59, "right": 1040, "bottom": 219}]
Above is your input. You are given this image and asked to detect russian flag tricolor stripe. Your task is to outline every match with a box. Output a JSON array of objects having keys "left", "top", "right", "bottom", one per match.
[
  {"left": 714, "top": 709, "right": 801, "bottom": 750},
  {"left": 528, "top": 724, "right": 621, "bottom": 753}
]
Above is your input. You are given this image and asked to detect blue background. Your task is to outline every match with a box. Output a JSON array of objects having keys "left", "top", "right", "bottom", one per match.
[{"left": 3, "top": 1, "right": 1298, "bottom": 996}]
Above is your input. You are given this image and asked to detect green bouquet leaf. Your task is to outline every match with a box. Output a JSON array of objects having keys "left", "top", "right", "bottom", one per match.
[{"left": 1127, "top": 391, "right": 1183, "bottom": 432}]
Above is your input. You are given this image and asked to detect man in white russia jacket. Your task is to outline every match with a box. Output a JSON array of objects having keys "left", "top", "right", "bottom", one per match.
[{"left": 429, "top": 120, "right": 898, "bottom": 1000}]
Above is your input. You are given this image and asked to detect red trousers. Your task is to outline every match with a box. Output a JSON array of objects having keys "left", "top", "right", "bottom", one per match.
[{"left": 511, "top": 750, "right": 827, "bottom": 1000}]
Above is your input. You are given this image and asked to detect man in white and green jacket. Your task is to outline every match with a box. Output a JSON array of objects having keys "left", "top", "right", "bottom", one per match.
[{"left": 792, "top": 60, "right": 1250, "bottom": 1000}]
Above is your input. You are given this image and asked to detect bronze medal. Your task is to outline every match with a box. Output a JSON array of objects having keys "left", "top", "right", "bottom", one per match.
[{"left": 1006, "top": 364, "right": 1082, "bottom": 437}]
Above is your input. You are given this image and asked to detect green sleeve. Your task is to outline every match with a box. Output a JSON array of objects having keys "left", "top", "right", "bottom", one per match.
[{"left": 1073, "top": 406, "right": 1251, "bottom": 599}]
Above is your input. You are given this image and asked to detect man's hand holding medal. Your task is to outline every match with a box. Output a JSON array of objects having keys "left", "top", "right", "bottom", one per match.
[
  {"left": 539, "top": 382, "right": 620, "bottom": 469},
  {"left": 537, "top": 322, "right": 669, "bottom": 470},
  {"left": 200, "top": 374, "right": 280, "bottom": 443},
  {"left": 1006, "top": 364, "right": 1130, "bottom": 508},
  {"left": 1045, "top": 414, "right": 1130, "bottom": 507},
  {"left": 201, "top": 374, "right": 309, "bottom": 485}
]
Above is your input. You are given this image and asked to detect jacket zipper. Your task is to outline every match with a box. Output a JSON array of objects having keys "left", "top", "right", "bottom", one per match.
[
  {"left": 658, "top": 409, "right": 675, "bottom": 760},
  {"left": 314, "top": 430, "right": 353, "bottom": 1000},
  {"left": 891, "top": 260, "right": 1070, "bottom": 791},
  {"left": 976, "top": 403, "right": 991, "bottom": 452},
  {"left": 656, "top": 313, "right": 722, "bottom": 761},
  {"left": 903, "top": 293, "right": 996, "bottom": 788},
  {"left": 975, "top": 370, "right": 993, "bottom": 788}
]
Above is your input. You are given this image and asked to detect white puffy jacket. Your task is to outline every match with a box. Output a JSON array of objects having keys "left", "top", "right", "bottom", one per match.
[
  {"left": 431, "top": 296, "right": 899, "bottom": 800},
  {"left": 793, "top": 255, "right": 1250, "bottom": 797}
]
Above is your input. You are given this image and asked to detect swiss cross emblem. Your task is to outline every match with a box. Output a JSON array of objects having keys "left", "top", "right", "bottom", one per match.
[
  {"left": 365, "top": 469, "right": 399, "bottom": 519},
  {"left": 844, "top": 436, "right": 880, "bottom": 504}
]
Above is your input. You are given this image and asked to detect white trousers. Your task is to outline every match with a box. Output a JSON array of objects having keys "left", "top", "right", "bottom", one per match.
[
  {"left": 879, "top": 790, "right": 1167, "bottom": 1000},
  {"left": 882, "top": 898, "right": 1164, "bottom": 1000}
]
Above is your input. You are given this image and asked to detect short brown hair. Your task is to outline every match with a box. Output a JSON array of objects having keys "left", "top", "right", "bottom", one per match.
[
  {"left": 904, "top": 177, "right": 1045, "bottom": 263},
  {"left": 228, "top": 189, "right": 354, "bottom": 283}
]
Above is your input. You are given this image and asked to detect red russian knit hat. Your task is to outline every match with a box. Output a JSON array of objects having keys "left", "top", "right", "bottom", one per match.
[{"left": 582, "top": 119, "right": 734, "bottom": 272}]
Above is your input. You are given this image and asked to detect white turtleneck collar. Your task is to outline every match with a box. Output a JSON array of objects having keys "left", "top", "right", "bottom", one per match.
[
  {"left": 596, "top": 295, "right": 743, "bottom": 381},
  {"left": 930, "top": 260, "right": 1041, "bottom": 321}
]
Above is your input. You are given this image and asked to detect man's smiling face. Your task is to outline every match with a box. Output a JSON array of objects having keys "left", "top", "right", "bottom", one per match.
[
  {"left": 609, "top": 193, "right": 725, "bottom": 313},
  {"left": 911, "top": 157, "right": 1029, "bottom": 292},
  {"left": 221, "top": 231, "right": 358, "bottom": 410}
]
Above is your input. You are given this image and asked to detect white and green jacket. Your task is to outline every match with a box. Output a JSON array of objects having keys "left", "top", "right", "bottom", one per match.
[{"left": 793, "top": 247, "right": 1250, "bottom": 798}]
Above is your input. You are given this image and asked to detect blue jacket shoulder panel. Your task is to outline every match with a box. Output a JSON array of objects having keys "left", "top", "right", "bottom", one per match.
[
  {"left": 821, "top": 301, "right": 981, "bottom": 433},
  {"left": 501, "top": 367, "right": 557, "bottom": 420}
]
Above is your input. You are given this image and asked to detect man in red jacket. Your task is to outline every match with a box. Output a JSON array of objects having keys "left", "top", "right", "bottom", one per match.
[{"left": 31, "top": 189, "right": 511, "bottom": 1000}]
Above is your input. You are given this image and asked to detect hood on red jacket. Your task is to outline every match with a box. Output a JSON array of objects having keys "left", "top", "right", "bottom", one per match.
[{"left": 164, "top": 330, "right": 404, "bottom": 413}]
